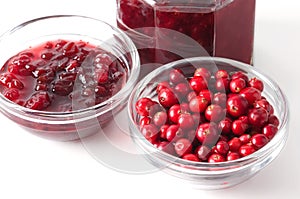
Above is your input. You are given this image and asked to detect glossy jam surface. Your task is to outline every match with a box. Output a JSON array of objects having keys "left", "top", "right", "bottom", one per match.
[
  {"left": 0, "top": 40, "right": 126, "bottom": 112},
  {"left": 117, "top": 0, "right": 256, "bottom": 65}
]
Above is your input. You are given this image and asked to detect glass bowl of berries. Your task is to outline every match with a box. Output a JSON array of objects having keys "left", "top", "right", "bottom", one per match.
[
  {"left": 128, "top": 57, "right": 289, "bottom": 190},
  {"left": 0, "top": 15, "right": 140, "bottom": 141}
]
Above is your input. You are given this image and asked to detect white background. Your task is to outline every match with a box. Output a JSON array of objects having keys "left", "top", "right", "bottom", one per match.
[{"left": 1, "top": 0, "right": 300, "bottom": 198}]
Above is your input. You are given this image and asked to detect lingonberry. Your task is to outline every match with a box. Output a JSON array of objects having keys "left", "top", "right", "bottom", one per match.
[
  {"left": 194, "top": 67, "right": 211, "bottom": 81},
  {"left": 231, "top": 71, "right": 249, "bottom": 82},
  {"left": 239, "top": 144, "right": 256, "bottom": 157},
  {"left": 248, "top": 108, "right": 269, "bottom": 128},
  {"left": 215, "top": 70, "right": 229, "bottom": 79},
  {"left": 174, "top": 138, "right": 192, "bottom": 157},
  {"left": 159, "top": 124, "right": 170, "bottom": 140},
  {"left": 254, "top": 99, "right": 274, "bottom": 115},
  {"left": 215, "top": 140, "right": 230, "bottom": 155},
  {"left": 182, "top": 154, "right": 200, "bottom": 162},
  {"left": 24, "top": 91, "right": 51, "bottom": 110},
  {"left": 239, "top": 134, "right": 252, "bottom": 144},
  {"left": 174, "top": 83, "right": 191, "bottom": 97},
  {"left": 262, "top": 124, "right": 278, "bottom": 139},
  {"left": 169, "top": 68, "right": 185, "bottom": 85},
  {"left": 215, "top": 77, "right": 230, "bottom": 92},
  {"left": 168, "top": 104, "right": 184, "bottom": 123},
  {"left": 248, "top": 77, "right": 264, "bottom": 91},
  {"left": 139, "top": 117, "right": 151, "bottom": 127},
  {"left": 251, "top": 134, "right": 269, "bottom": 149},
  {"left": 218, "top": 117, "right": 232, "bottom": 135},
  {"left": 208, "top": 153, "right": 226, "bottom": 163},
  {"left": 196, "top": 123, "right": 220, "bottom": 146},
  {"left": 229, "top": 78, "right": 246, "bottom": 93},
  {"left": 268, "top": 115, "right": 280, "bottom": 127},
  {"left": 141, "top": 124, "right": 159, "bottom": 144},
  {"left": 205, "top": 104, "right": 225, "bottom": 122},
  {"left": 158, "top": 88, "right": 179, "bottom": 108},
  {"left": 226, "top": 95, "right": 249, "bottom": 117},
  {"left": 228, "top": 137, "right": 242, "bottom": 152},
  {"left": 189, "top": 76, "right": 208, "bottom": 94},
  {"left": 232, "top": 119, "right": 248, "bottom": 136},
  {"left": 240, "top": 87, "right": 261, "bottom": 105},
  {"left": 156, "top": 81, "right": 171, "bottom": 94},
  {"left": 3, "top": 88, "right": 20, "bottom": 101},
  {"left": 135, "top": 97, "right": 156, "bottom": 116},
  {"left": 165, "top": 125, "right": 184, "bottom": 142},
  {"left": 178, "top": 113, "right": 195, "bottom": 130},
  {"left": 227, "top": 152, "right": 240, "bottom": 161},
  {"left": 157, "top": 141, "right": 176, "bottom": 156},
  {"left": 195, "top": 145, "right": 212, "bottom": 161},
  {"left": 212, "top": 92, "right": 227, "bottom": 107},
  {"left": 153, "top": 111, "right": 168, "bottom": 127},
  {"left": 199, "top": 89, "right": 212, "bottom": 104},
  {"left": 189, "top": 96, "right": 209, "bottom": 113}
]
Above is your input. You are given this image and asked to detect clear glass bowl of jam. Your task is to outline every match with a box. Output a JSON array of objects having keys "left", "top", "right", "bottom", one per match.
[
  {"left": 117, "top": 0, "right": 256, "bottom": 66},
  {"left": 0, "top": 15, "right": 140, "bottom": 141}
]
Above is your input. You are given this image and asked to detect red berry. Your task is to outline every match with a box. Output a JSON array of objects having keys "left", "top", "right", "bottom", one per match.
[
  {"left": 228, "top": 137, "right": 242, "bottom": 152},
  {"left": 141, "top": 124, "right": 159, "bottom": 144},
  {"left": 24, "top": 91, "right": 51, "bottom": 110},
  {"left": 159, "top": 124, "right": 170, "bottom": 140},
  {"left": 239, "top": 134, "right": 252, "bottom": 144},
  {"left": 165, "top": 125, "right": 184, "bottom": 142},
  {"left": 174, "top": 83, "right": 190, "bottom": 97},
  {"left": 199, "top": 89, "right": 212, "bottom": 104},
  {"left": 212, "top": 92, "right": 227, "bottom": 107},
  {"left": 231, "top": 71, "right": 249, "bottom": 82},
  {"left": 135, "top": 97, "right": 156, "bottom": 116},
  {"left": 216, "top": 141, "right": 230, "bottom": 155},
  {"left": 232, "top": 119, "right": 248, "bottom": 136},
  {"left": 205, "top": 104, "right": 225, "bottom": 122},
  {"left": 189, "top": 76, "right": 207, "bottom": 93},
  {"left": 178, "top": 113, "right": 195, "bottom": 130},
  {"left": 153, "top": 111, "right": 168, "bottom": 127},
  {"left": 268, "top": 115, "right": 280, "bottom": 127},
  {"left": 3, "top": 88, "right": 20, "bottom": 101},
  {"left": 215, "top": 77, "right": 230, "bottom": 92},
  {"left": 195, "top": 145, "right": 212, "bottom": 161},
  {"left": 239, "top": 144, "right": 256, "bottom": 157},
  {"left": 229, "top": 78, "right": 246, "bottom": 93},
  {"left": 208, "top": 153, "right": 226, "bottom": 163},
  {"left": 156, "top": 81, "right": 171, "bottom": 94},
  {"left": 251, "top": 134, "right": 269, "bottom": 149},
  {"left": 218, "top": 117, "right": 232, "bottom": 135},
  {"left": 169, "top": 69, "right": 185, "bottom": 84},
  {"left": 262, "top": 124, "right": 278, "bottom": 139},
  {"left": 248, "top": 108, "right": 269, "bottom": 128},
  {"left": 139, "top": 117, "right": 151, "bottom": 127},
  {"left": 226, "top": 95, "right": 249, "bottom": 117},
  {"left": 174, "top": 138, "right": 192, "bottom": 157},
  {"left": 158, "top": 88, "right": 179, "bottom": 108},
  {"left": 240, "top": 87, "right": 261, "bottom": 105},
  {"left": 215, "top": 70, "right": 229, "bottom": 79},
  {"left": 182, "top": 154, "right": 200, "bottom": 162},
  {"left": 189, "top": 96, "right": 209, "bottom": 113},
  {"left": 196, "top": 123, "right": 220, "bottom": 146},
  {"left": 157, "top": 141, "right": 176, "bottom": 156},
  {"left": 249, "top": 77, "right": 264, "bottom": 91},
  {"left": 168, "top": 104, "right": 184, "bottom": 123},
  {"left": 194, "top": 67, "right": 211, "bottom": 81},
  {"left": 254, "top": 99, "right": 274, "bottom": 115},
  {"left": 227, "top": 152, "right": 240, "bottom": 161}
]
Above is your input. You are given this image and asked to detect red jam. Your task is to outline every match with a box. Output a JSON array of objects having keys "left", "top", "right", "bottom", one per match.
[
  {"left": 117, "top": 0, "right": 256, "bottom": 65},
  {"left": 0, "top": 40, "right": 126, "bottom": 112}
]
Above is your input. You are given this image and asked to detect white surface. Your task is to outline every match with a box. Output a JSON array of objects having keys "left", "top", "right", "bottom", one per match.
[{"left": 0, "top": 0, "right": 300, "bottom": 198}]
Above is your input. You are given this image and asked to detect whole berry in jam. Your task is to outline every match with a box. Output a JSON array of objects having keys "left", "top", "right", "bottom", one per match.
[{"left": 134, "top": 67, "right": 280, "bottom": 163}]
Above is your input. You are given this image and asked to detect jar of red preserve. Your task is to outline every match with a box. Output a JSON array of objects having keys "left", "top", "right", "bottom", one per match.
[{"left": 117, "top": 0, "right": 256, "bottom": 66}]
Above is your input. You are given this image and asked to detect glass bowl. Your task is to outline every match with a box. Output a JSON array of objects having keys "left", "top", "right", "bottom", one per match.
[
  {"left": 0, "top": 15, "right": 140, "bottom": 141},
  {"left": 127, "top": 57, "right": 289, "bottom": 190}
]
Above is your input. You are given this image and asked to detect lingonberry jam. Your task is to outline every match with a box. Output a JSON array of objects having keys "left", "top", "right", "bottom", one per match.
[
  {"left": 117, "top": 0, "right": 256, "bottom": 65},
  {"left": 134, "top": 67, "right": 280, "bottom": 162},
  {"left": 0, "top": 40, "right": 126, "bottom": 112}
]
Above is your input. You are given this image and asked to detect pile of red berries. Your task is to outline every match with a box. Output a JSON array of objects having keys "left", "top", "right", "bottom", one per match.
[
  {"left": 0, "top": 40, "right": 125, "bottom": 112},
  {"left": 135, "top": 67, "right": 279, "bottom": 163}
]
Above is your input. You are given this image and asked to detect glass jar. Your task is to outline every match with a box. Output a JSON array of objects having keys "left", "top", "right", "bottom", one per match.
[{"left": 117, "top": 0, "right": 256, "bottom": 66}]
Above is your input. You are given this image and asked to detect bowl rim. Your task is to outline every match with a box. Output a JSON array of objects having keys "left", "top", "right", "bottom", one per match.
[
  {"left": 127, "top": 56, "right": 289, "bottom": 170},
  {"left": 0, "top": 14, "right": 140, "bottom": 120}
]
